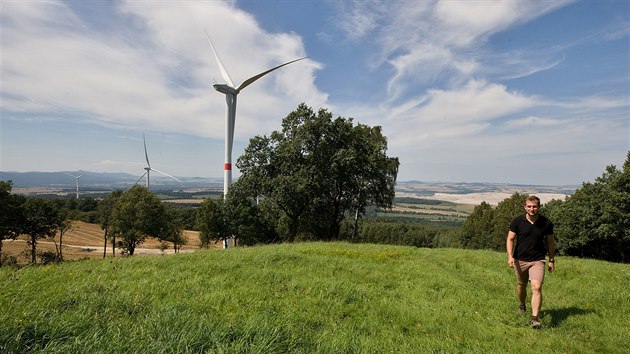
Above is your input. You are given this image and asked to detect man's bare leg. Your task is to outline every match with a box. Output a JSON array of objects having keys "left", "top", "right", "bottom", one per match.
[
  {"left": 530, "top": 280, "right": 543, "bottom": 317},
  {"left": 516, "top": 282, "right": 527, "bottom": 307}
]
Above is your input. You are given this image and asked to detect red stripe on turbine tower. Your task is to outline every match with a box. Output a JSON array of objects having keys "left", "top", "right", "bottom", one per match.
[{"left": 224, "top": 163, "right": 232, "bottom": 170}]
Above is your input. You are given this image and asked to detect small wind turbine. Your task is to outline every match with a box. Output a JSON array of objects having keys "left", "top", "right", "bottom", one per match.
[
  {"left": 136, "top": 133, "right": 182, "bottom": 189},
  {"left": 205, "top": 30, "right": 307, "bottom": 196},
  {"left": 64, "top": 172, "right": 82, "bottom": 199}
]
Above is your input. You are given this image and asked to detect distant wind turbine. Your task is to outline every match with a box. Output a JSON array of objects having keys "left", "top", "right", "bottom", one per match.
[
  {"left": 205, "top": 30, "right": 307, "bottom": 196},
  {"left": 136, "top": 133, "right": 182, "bottom": 189},
  {"left": 64, "top": 173, "right": 82, "bottom": 199}
]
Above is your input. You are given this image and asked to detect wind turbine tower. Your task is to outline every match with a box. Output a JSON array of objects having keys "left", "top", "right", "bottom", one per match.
[
  {"left": 136, "top": 133, "right": 182, "bottom": 190},
  {"left": 65, "top": 173, "right": 82, "bottom": 199},
  {"left": 205, "top": 31, "right": 307, "bottom": 196}
]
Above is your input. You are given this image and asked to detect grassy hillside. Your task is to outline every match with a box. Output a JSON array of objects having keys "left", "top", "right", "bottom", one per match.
[{"left": 1, "top": 243, "right": 628, "bottom": 353}]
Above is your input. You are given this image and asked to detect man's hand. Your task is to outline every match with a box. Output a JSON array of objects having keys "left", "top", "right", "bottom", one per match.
[
  {"left": 548, "top": 261, "right": 555, "bottom": 272},
  {"left": 508, "top": 257, "right": 515, "bottom": 268}
]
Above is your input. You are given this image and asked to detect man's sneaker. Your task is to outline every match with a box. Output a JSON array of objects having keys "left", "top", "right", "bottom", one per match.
[
  {"left": 530, "top": 316, "right": 542, "bottom": 329},
  {"left": 519, "top": 304, "right": 526, "bottom": 313}
]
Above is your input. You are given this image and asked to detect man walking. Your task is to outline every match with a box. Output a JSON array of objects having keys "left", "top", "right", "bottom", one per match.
[{"left": 506, "top": 195, "right": 556, "bottom": 329}]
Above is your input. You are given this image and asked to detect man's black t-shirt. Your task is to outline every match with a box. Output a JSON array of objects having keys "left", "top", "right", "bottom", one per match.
[{"left": 509, "top": 214, "right": 554, "bottom": 261}]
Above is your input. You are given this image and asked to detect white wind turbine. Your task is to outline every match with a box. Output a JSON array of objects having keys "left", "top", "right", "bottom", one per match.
[
  {"left": 64, "top": 172, "right": 82, "bottom": 199},
  {"left": 205, "top": 30, "right": 307, "bottom": 196},
  {"left": 136, "top": 133, "right": 182, "bottom": 189}
]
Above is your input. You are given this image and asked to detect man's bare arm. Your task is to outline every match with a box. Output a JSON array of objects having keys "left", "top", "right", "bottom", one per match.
[{"left": 506, "top": 231, "right": 516, "bottom": 267}]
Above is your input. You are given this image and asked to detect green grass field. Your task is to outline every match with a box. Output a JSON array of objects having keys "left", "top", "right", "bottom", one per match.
[{"left": 1, "top": 243, "right": 628, "bottom": 353}]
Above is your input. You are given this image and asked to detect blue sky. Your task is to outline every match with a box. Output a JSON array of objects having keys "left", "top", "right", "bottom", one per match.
[{"left": 1, "top": 0, "right": 628, "bottom": 186}]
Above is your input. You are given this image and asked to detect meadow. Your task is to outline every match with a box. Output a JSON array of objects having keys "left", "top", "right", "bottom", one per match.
[{"left": 1, "top": 242, "right": 628, "bottom": 353}]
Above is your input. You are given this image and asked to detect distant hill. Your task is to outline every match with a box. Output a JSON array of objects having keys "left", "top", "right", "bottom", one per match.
[
  {"left": 0, "top": 171, "right": 222, "bottom": 190},
  {"left": 1, "top": 170, "right": 577, "bottom": 203}
]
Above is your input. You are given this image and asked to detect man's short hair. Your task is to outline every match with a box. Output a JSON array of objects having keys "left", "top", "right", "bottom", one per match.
[{"left": 525, "top": 195, "right": 541, "bottom": 206}]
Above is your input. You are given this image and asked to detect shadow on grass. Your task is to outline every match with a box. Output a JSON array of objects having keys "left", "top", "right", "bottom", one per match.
[{"left": 545, "top": 306, "right": 595, "bottom": 328}]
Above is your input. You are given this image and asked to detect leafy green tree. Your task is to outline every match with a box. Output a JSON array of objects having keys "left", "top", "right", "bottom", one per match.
[
  {"left": 98, "top": 190, "right": 123, "bottom": 258},
  {"left": 164, "top": 204, "right": 197, "bottom": 230},
  {"left": 196, "top": 197, "right": 229, "bottom": 248},
  {"left": 0, "top": 181, "right": 25, "bottom": 258},
  {"left": 236, "top": 105, "right": 324, "bottom": 241},
  {"left": 50, "top": 208, "right": 74, "bottom": 261},
  {"left": 236, "top": 103, "right": 399, "bottom": 242},
  {"left": 111, "top": 185, "right": 167, "bottom": 256},
  {"left": 599, "top": 155, "right": 630, "bottom": 261},
  {"left": 224, "top": 187, "right": 278, "bottom": 245},
  {"left": 22, "top": 198, "right": 59, "bottom": 264},
  {"left": 460, "top": 201, "right": 494, "bottom": 249},
  {"left": 548, "top": 152, "right": 630, "bottom": 262},
  {"left": 159, "top": 206, "right": 187, "bottom": 253}
]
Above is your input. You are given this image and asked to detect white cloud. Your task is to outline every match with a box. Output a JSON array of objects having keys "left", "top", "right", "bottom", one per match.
[
  {"left": 334, "top": 0, "right": 574, "bottom": 101},
  {"left": 1, "top": 0, "right": 327, "bottom": 142},
  {"left": 502, "top": 116, "right": 564, "bottom": 129}
]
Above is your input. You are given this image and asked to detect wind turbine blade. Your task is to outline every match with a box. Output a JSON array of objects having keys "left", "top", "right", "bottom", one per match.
[
  {"left": 204, "top": 29, "right": 235, "bottom": 87},
  {"left": 237, "top": 57, "right": 308, "bottom": 92},
  {"left": 143, "top": 133, "right": 151, "bottom": 167},
  {"left": 150, "top": 168, "right": 182, "bottom": 182},
  {"left": 136, "top": 171, "right": 147, "bottom": 184}
]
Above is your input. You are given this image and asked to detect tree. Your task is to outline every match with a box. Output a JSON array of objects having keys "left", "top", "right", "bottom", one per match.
[
  {"left": 236, "top": 103, "right": 399, "bottom": 242},
  {"left": 0, "top": 181, "right": 24, "bottom": 258},
  {"left": 547, "top": 152, "right": 630, "bottom": 262},
  {"left": 98, "top": 190, "right": 123, "bottom": 258},
  {"left": 196, "top": 196, "right": 230, "bottom": 248},
  {"left": 160, "top": 206, "right": 187, "bottom": 253},
  {"left": 110, "top": 185, "right": 167, "bottom": 256},
  {"left": 460, "top": 201, "right": 494, "bottom": 249},
  {"left": 51, "top": 208, "right": 74, "bottom": 261},
  {"left": 21, "top": 198, "right": 59, "bottom": 264},
  {"left": 224, "top": 186, "right": 278, "bottom": 245},
  {"left": 320, "top": 122, "right": 399, "bottom": 240}
]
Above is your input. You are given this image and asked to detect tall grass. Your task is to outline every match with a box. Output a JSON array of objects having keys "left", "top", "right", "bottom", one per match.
[{"left": 1, "top": 243, "right": 628, "bottom": 353}]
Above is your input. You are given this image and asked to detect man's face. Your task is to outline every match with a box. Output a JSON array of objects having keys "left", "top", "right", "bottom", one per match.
[{"left": 525, "top": 201, "right": 540, "bottom": 216}]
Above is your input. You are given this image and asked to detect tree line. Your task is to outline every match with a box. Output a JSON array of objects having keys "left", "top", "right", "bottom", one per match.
[
  {"left": 456, "top": 152, "right": 630, "bottom": 263},
  {"left": 0, "top": 183, "right": 193, "bottom": 265}
]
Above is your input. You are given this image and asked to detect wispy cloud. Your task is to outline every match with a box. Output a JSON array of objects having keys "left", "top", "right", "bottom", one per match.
[
  {"left": 334, "top": 0, "right": 574, "bottom": 99},
  {"left": 502, "top": 116, "right": 564, "bottom": 130}
]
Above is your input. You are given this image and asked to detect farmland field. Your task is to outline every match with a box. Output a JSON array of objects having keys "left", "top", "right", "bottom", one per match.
[
  {"left": 377, "top": 198, "right": 475, "bottom": 225},
  {"left": 2, "top": 221, "right": 217, "bottom": 264}
]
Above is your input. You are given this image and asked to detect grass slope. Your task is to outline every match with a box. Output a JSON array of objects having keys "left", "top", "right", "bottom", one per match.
[{"left": 1, "top": 243, "right": 628, "bottom": 353}]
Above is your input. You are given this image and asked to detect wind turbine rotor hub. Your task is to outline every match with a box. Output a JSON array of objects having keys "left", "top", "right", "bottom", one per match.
[{"left": 213, "top": 84, "right": 237, "bottom": 95}]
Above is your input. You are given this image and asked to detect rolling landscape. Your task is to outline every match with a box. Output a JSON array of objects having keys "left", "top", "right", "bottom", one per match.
[
  {"left": 0, "top": 170, "right": 577, "bottom": 263},
  {"left": 2, "top": 1, "right": 628, "bottom": 353},
  {"left": 1, "top": 170, "right": 576, "bottom": 205}
]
